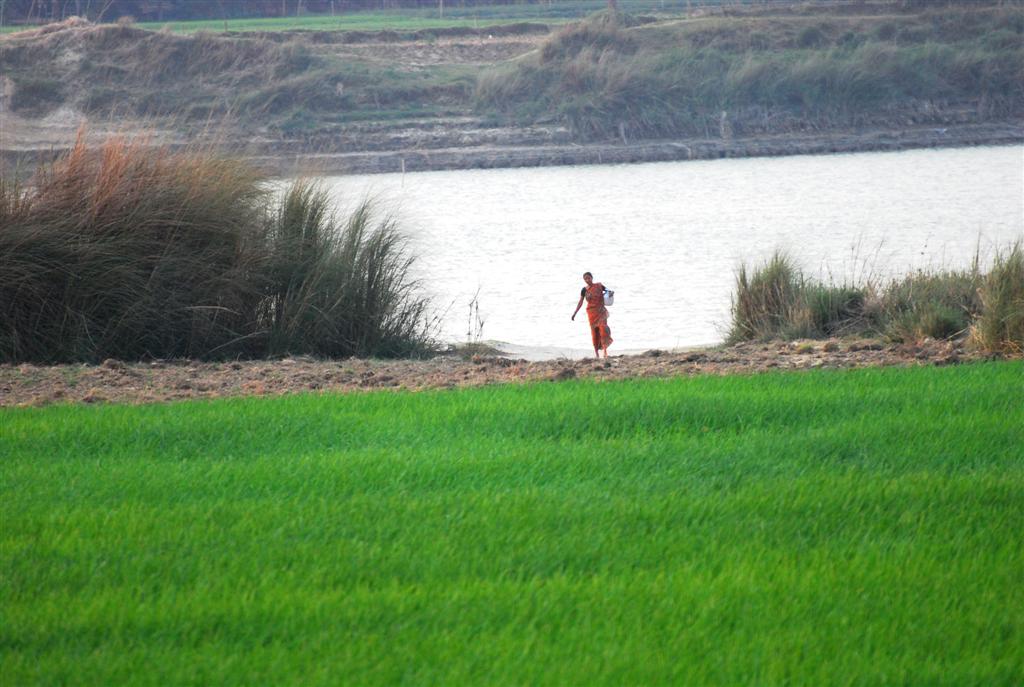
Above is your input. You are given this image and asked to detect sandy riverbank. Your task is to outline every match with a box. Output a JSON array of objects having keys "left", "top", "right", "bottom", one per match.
[
  {"left": 5, "top": 120, "right": 1021, "bottom": 179},
  {"left": 241, "top": 121, "right": 1024, "bottom": 177}
]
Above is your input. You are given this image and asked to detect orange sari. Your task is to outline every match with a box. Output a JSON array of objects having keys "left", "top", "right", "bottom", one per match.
[{"left": 584, "top": 283, "right": 613, "bottom": 350}]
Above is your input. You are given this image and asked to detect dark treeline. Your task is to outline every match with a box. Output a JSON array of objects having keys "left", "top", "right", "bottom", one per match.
[{"left": 4, "top": 0, "right": 564, "bottom": 25}]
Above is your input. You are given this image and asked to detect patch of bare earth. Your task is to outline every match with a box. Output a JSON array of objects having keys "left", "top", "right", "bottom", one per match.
[
  {"left": 0, "top": 338, "right": 997, "bottom": 408},
  {"left": 323, "top": 36, "right": 541, "bottom": 69}
]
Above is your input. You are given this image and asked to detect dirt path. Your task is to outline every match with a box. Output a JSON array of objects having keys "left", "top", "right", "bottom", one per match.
[
  {"left": 321, "top": 35, "right": 541, "bottom": 69},
  {"left": 0, "top": 338, "right": 991, "bottom": 408}
]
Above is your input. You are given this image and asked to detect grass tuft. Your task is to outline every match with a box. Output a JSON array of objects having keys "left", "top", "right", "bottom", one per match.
[
  {"left": 263, "top": 180, "right": 432, "bottom": 358},
  {"left": 0, "top": 131, "right": 265, "bottom": 363},
  {"left": 730, "top": 251, "right": 802, "bottom": 341},
  {"left": 970, "top": 241, "right": 1024, "bottom": 355},
  {"left": 729, "top": 246, "right": 1021, "bottom": 353},
  {"left": 0, "top": 133, "right": 433, "bottom": 363},
  {"left": 869, "top": 267, "right": 983, "bottom": 343}
]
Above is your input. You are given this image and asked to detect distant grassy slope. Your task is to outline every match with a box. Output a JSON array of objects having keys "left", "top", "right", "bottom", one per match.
[
  {"left": 0, "top": 0, "right": 711, "bottom": 34},
  {"left": 2, "top": 2, "right": 1021, "bottom": 147},
  {"left": 477, "top": 5, "right": 1024, "bottom": 139},
  {"left": 3, "top": 363, "right": 1023, "bottom": 685},
  {"left": 0, "top": 20, "right": 478, "bottom": 129}
]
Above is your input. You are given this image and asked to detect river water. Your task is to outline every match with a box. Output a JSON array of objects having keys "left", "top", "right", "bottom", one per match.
[{"left": 324, "top": 144, "right": 1024, "bottom": 356}]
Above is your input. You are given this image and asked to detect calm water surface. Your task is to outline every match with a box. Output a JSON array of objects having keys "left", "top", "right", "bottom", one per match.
[{"left": 325, "top": 145, "right": 1024, "bottom": 355}]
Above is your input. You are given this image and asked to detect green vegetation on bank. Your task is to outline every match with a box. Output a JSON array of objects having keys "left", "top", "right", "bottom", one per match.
[
  {"left": 135, "top": 15, "right": 545, "bottom": 34},
  {"left": 2, "top": 363, "right": 1022, "bottom": 685},
  {"left": 0, "top": 19, "right": 478, "bottom": 127},
  {"left": 729, "top": 243, "right": 1024, "bottom": 354},
  {"left": 3, "top": 3, "right": 1021, "bottom": 143},
  {"left": 477, "top": 6, "right": 1024, "bottom": 139},
  {"left": 0, "top": 0, "right": 696, "bottom": 34},
  {"left": 0, "top": 137, "right": 431, "bottom": 363}
]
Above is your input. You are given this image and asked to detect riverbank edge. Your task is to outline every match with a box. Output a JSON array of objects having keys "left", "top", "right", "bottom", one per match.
[
  {"left": 3, "top": 121, "right": 1020, "bottom": 178},
  {"left": 3, "top": 337, "right": 1011, "bottom": 408},
  {"left": 242, "top": 121, "right": 1023, "bottom": 176}
]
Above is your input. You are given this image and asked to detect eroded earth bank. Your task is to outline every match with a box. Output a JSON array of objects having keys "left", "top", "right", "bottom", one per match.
[{"left": 3, "top": 2, "right": 1022, "bottom": 176}]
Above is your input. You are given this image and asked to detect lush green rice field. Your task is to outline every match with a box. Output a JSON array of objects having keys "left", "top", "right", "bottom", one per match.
[{"left": 2, "top": 363, "right": 1022, "bottom": 685}]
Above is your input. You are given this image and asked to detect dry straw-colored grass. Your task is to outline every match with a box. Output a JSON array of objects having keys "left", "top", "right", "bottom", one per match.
[
  {"left": 0, "top": 131, "right": 433, "bottom": 363},
  {"left": 970, "top": 242, "right": 1024, "bottom": 355},
  {"left": 729, "top": 243, "right": 1023, "bottom": 354}
]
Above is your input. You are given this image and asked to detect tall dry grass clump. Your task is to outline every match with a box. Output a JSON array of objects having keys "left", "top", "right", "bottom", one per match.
[
  {"left": 0, "top": 133, "right": 265, "bottom": 362},
  {"left": 0, "top": 134, "right": 433, "bottom": 363},
  {"left": 730, "top": 252, "right": 802, "bottom": 342},
  {"left": 729, "top": 252, "right": 863, "bottom": 342},
  {"left": 263, "top": 181, "right": 430, "bottom": 358},
  {"left": 729, "top": 247, "right": 1021, "bottom": 354},
  {"left": 970, "top": 242, "right": 1024, "bottom": 355},
  {"left": 866, "top": 266, "right": 982, "bottom": 343}
]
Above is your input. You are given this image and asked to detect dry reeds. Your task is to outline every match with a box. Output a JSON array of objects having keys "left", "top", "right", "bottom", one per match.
[
  {"left": 476, "top": 6, "right": 1024, "bottom": 141},
  {"left": 262, "top": 181, "right": 431, "bottom": 358},
  {"left": 729, "top": 252, "right": 864, "bottom": 342},
  {"left": 970, "top": 242, "right": 1024, "bottom": 355},
  {"left": 728, "top": 246, "right": 1022, "bottom": 354},
  {"left": 868, "top": 267, "right": 983, "bottom": 343},
  {"left": 730, "top": 252, "right": 802, "bottom": 342},
  {"left": 0, "top": 133, "right": 433, "bottom": 363}
]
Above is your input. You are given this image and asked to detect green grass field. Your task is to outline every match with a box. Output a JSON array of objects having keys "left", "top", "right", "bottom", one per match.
[
  {"left": 2, "top": 363, "right": 1022, "bottom": 685},
  {"left": 0, "top": 11, "right": 510, "bottom": 34},
  {"left": 0, "top": 0, "right": 702, "bottom": 34},
  {"left": 135, "top": 14, "right": 550, "bottom": 34}
]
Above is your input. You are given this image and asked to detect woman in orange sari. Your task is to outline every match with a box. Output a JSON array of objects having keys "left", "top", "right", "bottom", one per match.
[{"left": 571, "top": 271, "right": 613, "bottom": 358}]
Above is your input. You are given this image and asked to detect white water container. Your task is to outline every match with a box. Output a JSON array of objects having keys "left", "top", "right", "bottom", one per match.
[{"left": 604, "top": 289, "right": 615, "bottom": 306}]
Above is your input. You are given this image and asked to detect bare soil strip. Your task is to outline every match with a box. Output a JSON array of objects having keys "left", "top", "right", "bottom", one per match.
[
  {"left": 241, "top": 122, "right": 1024, "bottom": 176},
  {"left": 0, "top": 338, "right": 996, "bottom": 408}
]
